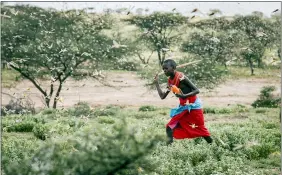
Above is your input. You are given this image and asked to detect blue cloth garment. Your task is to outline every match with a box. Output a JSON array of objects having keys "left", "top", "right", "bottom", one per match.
[{"left": 170, "top": 97, "right": 202, "bottom": 118}]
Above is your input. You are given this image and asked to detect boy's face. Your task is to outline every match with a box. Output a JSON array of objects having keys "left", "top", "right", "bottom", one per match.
[{"left": 162, "top": 63, "right": 175, "bottom": 77}]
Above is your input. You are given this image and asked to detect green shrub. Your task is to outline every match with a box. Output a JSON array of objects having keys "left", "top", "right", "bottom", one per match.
[
  {"left": 2, "top": 114, "right": 47, "bottom": 132},
  {"left": 68, "top": 101, "right": 92, "bottom": 117},
  {"left": 203, "top": 107, "right": 233, "bottom": 114},
  {"left": 159, "top": 111, "right": 167, "bottom": 116},
  {"left": 133, "top": 112, "right": 155, "bottom": 119},
  {"left": 97, "top": 116, "right": 115, "bottom": 124},
  {"left": 113, "top": 61, "right": 138, "bottom": 71},
  {"left": 255, "top": 108, "right": 267, "bottom": 113},
  {"left": 2, "top": 133, "right": 40, "bottom": 167},
  {"left": 2, "top": 102, "right": 280, "bottom": 174},
  {"left": 3, "top": 119, "right": 164, "bottom": 175},
  {"left": 41, "top": 108, "right": 56, "bottom": 115},
  {"left": 189, "top": 149, "right": 210, "bottom": 166},
  {"left": 63, "top": 118, "right": 86, "bottom": 129},
  {"left": 139, "top": 105, "right": 157, "bottom": 112},
  {"left": 68, "top": 120, "right": 76, "bottom": 127},
  {"left": 32, "top": 124, "right": 50, "bottom": 140},
  {"left": 252, "top": 86, "right": 280, "bottom": 108},
  {"left": 262, "top": 122, "right": 279, "bottom": 129},
  {"left": 6, "top": 120, "right": 36, "bottom": 132},
  {"left": 235, "top": 104, "right": 250, "bottom": 113},
  {"left": 244, "top": 143, "right": 275, "bottom": 160},
  {"left": 93, "top": 105, "right": 119, "bottom": 116}
]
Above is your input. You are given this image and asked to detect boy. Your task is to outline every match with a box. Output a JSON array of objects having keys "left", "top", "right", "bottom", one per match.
[{"left": 154, "top": 59, "right": 212, "bottom": 145}]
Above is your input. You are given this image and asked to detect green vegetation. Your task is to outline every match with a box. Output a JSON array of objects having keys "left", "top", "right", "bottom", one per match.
[
  {"left": 226, "top": 66, "right": 280, "bottom": 79},
  {"left": 1, "top": 3, "right": 281, "bottom": 175},
  {"left": 252, "top": 86, "right": 281, "bottom": 108},
  {"left": 2, "top": 105, "right": 280, "bottom": 174},
  {"left": 1, "top": 69, "right": 21, "bottom": 88}
]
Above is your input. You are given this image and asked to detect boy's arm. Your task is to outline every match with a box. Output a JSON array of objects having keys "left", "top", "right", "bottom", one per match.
[
  {"left": 154, "top": 74, "right": 170, "bottom": 99},
  {"left": 177, "top": 76, "right": 199, "bottom": 98}
]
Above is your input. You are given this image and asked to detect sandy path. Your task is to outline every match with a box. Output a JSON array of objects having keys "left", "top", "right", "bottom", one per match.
[{"left": 2, "top": 71, "right": 280, "bottom": 109}]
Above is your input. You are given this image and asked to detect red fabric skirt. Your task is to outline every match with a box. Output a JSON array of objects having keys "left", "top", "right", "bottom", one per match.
[{"left": 166, "top": 96, "right": 210, "bottom": 139}]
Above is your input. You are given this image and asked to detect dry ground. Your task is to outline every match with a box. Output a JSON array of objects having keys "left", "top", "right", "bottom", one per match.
[{"left": 2, "top": 71, "right": 280, "bottom": 109}]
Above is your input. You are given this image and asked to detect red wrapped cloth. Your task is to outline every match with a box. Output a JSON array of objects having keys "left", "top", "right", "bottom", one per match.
[{"left": 166, "top": 71, "right": 211, "bottom": 139}]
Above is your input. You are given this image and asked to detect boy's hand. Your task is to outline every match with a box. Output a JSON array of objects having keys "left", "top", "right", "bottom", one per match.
[{"left": 154, "top": 73, "right": 159, "bottom": 83}]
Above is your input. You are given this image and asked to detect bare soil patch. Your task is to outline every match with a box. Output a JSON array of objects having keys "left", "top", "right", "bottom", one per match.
[{"left": 2, "top": 71, "right": 280, "bottom": 109}]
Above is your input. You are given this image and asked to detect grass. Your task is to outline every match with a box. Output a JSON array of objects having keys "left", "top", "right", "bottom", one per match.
[
  {"left": 1, "top": 69, "right": 21, "bottom": 88},
  {"left": 226, "top": 65, "right": 280, "bottom": 79},
  {"left": 2, "top": 104, "right": 280, "bottom": 174}
]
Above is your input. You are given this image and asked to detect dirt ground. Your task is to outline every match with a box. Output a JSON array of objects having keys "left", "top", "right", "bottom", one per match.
[{"left": 1, "top": 71, "right": 280, "bottom": 109}]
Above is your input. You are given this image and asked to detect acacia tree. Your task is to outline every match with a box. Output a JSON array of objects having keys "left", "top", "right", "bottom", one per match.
[
  {"left": 181, "top": 30, "right": 240, "bottom": 68},
  {"left": 125, "top": 12, "right": 187, "bottom": 66},
  {"left": 188, "top": 17, "right": 231, "bottom": 31},
  {"left": 126, "top": 31, "right": 155, "bottom": 65},
  {"left": 178, "top": 32, "right": 229, "bottom": 89},
  {"left": 1, "top": 5, "right": 128, "bottom": 108},
  {"left": 229, "top": 14, "right": 277, "bottom": 74},
  {"left": 184, "top": 17, "right": 240, "bottom": 68},
  {"left": 188, "top": 13, "right": 279, "bottom": 74},
  {"left": 270, "top": 13, "right": 281, "bottom": 60}
]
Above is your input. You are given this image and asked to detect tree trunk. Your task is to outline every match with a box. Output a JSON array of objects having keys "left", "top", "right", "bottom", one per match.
[
  {"left": 45, "top": 83, "right": 54, "bottom": 108},
  {"left": 45, "top": 97, "right": 50, "bottom": 108},
  {"left": 136, "top": 52, "right": 146, "bottom": 64},
  {"left": 157, "top": 49, "right": 162, "bottom": 66},
  {"left": 9, "top": 65, "right": 50, "bottom": 108},
  {"left": 53, "top": 82, "right": 63, "bottom": 109},
  {"left": 162, "top": 51, "right": 166, "bottom": 64},
  {"left": 145, "top": 51, "right": 154, "bottom": 64},
  {"left": 2, "top": 62, "right": 6, "bottom": 69},
  {"left": 257, "top": 58, "right": 263, "bottom": 68},
  {"left": 248, "top": 59, "right": 254, "bottom": 75}
]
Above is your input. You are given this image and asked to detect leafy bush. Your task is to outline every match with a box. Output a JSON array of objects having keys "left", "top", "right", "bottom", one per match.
[
  {"left": 133, "top": 112, "right": 155, "bottom": 119},
  {"left": 32, "top": 124, "right": 50, "bottom": 140},
  {"left": 67, "top": 118, "right": 85, "bottom": 128},
  {"left": 3, "top": 119, "right": 165, "bottom": 175},
  {"left": 235, "top": 104, "right": 250, "bottom": 113},
  {"left": 139, "top": 105, "right": 157, "bottom": 112},
  {"left": 203, "top": 107, "right": 233, "bottom": 114},
  {"left": 93, "top": 105, "right": 120, "bottom": 117},
  {"left": 113, "top": 61, "right": 138, "bottom": 71},
  {"left": 41, "top": 108, "right": 56, "bottom": 115},
  {"left": 2, "top": 114, "right": 46, "bottom": 133},
  {"left": 252, "top": 86, "right": 280, "bottom": 108},
  {"left": 6, "top": 120, "right": 36, "bottom": 132},
  {"left": 2, "top": 133, "right": 41, "bottom": 167},
  {"left": 262, "top": 122, "right": 279, "bottom": 129},
  {"left": 97, "top": 116, "right": 115, "bottom": 124},
  {"left": 2, "top": 97, "right": 280, "bottom": 174},
  {"left": 255, "top": 108, "right": 267, "bottom": 113},
  {"left": 68, "top": 101, "right": 92, "bottom": 117},
  {"left": 243, "top": 143, "right": 276, "bottom": 160}
]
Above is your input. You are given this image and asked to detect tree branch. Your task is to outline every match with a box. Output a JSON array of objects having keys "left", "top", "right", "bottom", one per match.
[{"left": 9, "top": 65, "right": 47, "bottom": 97}]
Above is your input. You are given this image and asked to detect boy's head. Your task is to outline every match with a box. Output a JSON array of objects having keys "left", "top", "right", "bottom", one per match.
[{"left": 162, "top": 59, "right": 177, "bottom": 77}]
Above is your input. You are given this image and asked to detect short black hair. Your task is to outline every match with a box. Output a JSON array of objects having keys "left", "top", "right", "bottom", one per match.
[{"left": 163, "top": 59, "right": 177, "bottom": 69}]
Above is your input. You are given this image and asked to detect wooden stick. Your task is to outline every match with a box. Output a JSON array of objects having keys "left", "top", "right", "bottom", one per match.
[
  {"left": 1, "top": 14, "right": 11, "bottom": 18},
  {"left": 157, "top": 60, "right": 202, "bottom": 75},
  {"left": 146, "top": 59, "right": 202, "bottom": 86}
]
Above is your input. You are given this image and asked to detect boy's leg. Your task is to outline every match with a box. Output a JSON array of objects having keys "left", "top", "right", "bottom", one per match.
[
  {"left": 166, "top": 127, "right": 173, "bottom": 145},
  {"left": 203, "top": 136, "right": 213, "bottom": 144}
]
